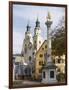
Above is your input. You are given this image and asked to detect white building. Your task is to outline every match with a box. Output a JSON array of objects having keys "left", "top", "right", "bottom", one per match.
[{"left": 21, "top": 18, "right": 43, "bottom": 78}]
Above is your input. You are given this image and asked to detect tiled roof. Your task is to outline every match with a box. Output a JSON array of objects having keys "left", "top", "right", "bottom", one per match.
[{"left": 36, "top": 40, "right": 47, "bottom": 55}]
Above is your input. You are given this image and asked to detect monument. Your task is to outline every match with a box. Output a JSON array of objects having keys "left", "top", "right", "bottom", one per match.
[{"left": 42, "top": 12, "right": 57, "bottom": 84}]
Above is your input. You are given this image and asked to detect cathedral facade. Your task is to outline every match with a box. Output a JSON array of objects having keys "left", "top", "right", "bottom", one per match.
[{"left": 21, "top": 18, "right": 43, "bottom": 78}]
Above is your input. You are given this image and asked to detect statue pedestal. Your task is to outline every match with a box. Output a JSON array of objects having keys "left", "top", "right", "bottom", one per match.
[
  {"left": 42, "top": 64, "right": 57, "bottom": 84},
  {"left": 42, "top": 12, "right": 57, "bottom": 84}
]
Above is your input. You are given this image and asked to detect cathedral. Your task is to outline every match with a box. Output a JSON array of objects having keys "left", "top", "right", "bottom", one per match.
[
  {"left": 22, "top": 18, "right": 43, "bottom": 63},
  {"left": 21, "top": 18, "right": 44, "bottom": 79}
]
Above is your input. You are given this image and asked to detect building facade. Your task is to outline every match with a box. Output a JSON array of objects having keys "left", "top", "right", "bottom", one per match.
[
  {"left": 21, "top": 18, "right": 43, "bottom": 79},
  {"left": 34, "top": 40, "right": 47, "bottom": 80},
  {"left": 53, "top": 54, "right": 65, "bottom": 74}
]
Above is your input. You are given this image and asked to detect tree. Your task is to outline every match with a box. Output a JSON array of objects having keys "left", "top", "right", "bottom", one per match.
[
  {"left": 56, "top": 73, "right": 65, "bottom": 82},
  {"left": 51, "top": 17, "right": 66, "bottom": 56}
]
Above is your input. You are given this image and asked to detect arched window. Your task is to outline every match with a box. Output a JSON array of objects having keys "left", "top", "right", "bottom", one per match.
[
  {"left": 50, "top": 71, "right": 54, "bottom": 78},
  {"left": 29, "top": 42, "right": 32, "bottom": 49},
  {"left": 43, "top": 71, "right": 45, "bottom": 78}
]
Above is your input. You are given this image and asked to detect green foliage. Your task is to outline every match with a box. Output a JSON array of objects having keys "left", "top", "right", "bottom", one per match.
[
  {"left": 56, "top": 73, "right": 65, "bottom": 82},
  {"left": 52, "top": 17, "right": 66, "bottom": 56}
]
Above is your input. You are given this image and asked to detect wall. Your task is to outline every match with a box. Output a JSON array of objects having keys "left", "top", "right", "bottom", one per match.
[{"left": 0, "top": 0, "right": 69, "bottom": 90}]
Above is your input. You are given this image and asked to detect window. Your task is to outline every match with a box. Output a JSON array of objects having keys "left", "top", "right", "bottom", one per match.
[
  {"left": 53, "top": 59, "right": 55, "bottom": 64},
  {"left": 50, "top": 71, "right": 54, "bottom": 78},
  {"left": 29, "top": 56, "right": 31, "bottom": 61},
  {"left": 43, "top": 71, "right": 45, "bottom": 78},
  {"left": 39, "top": 54, "right": 43, "bottom": 58},
  {"left": 15, "top": 62, "right": 19, "bottom": 65},
  {"left": 25, "top": 44, "right": 26, "bottom": 46},
  {"left": 39, "top": 41, "right": 41, "bottom": 44},
  {"left": 39, "top": 69, "right": 42, "bottom": 73},
  {"left": 39, "top": 61, "right": 43, "bottom": 65},
  {"left": 34, "top": 41, "right": 36, "bottom": 43},
  {"left": 32, "top": 52, "right": 35, "bottom": 55},
  {"left": 45, "top": 45, "right": 47, "bottom": 48},
  {"left": 58, "top": 59, "right": 61, "bottom": 63},
  {"left": 57, "top": 68, "right": 60, "bottom": 72},
  {"left": 42, "top": 48, "right": 44, "bottom": 50},
  {"left": 29, "top": 43, "right": 32, "bottom": 49}
]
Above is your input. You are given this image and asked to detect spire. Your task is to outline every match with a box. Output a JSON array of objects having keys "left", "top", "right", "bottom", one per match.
[
  {"left": 26, "top": 21, "right": 31, "bottom": 31},
  {"left": 36, "top": 17, "right": 40, "bottom": 27}
]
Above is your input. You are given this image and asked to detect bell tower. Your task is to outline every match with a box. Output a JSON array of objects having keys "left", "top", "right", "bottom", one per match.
[
  {"left": 33, "top": 18, "right": 43, "bottom": 53},
  {"left": 22, "top": 23, "right": 33, "bottom": 64}
]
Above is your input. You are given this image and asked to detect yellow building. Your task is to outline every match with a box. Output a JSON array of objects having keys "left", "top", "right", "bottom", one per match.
[
  {"left": 34, "top": 40, "right": 47, "bottom": 80},
  {"left": 53, "top": 54, "right": 65, "bottom": 74}
]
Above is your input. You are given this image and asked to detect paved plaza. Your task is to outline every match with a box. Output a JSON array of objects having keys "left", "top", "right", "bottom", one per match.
[{"left": 13, "top": 80, "right": 42, "bottom": 87}]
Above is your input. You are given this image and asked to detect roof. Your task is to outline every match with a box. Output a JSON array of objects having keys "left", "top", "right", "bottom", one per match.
[
  {"left": 42, "top": 64, "right": 57, "bottom": 69},
  {"left": 13, "top": 54, "right": 24, "bottom": 57},
  {"left": 36, "top": 40, "right": 47, "bottom": 55}
]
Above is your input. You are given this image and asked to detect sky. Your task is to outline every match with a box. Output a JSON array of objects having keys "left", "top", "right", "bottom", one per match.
[{"left": 13, "top": 4, "right": 65, "bottom": 54}]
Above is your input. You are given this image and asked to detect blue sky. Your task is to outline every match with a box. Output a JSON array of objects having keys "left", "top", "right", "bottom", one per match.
[{"left": 13, "top": 4, "right": 65, "bottom": 54}]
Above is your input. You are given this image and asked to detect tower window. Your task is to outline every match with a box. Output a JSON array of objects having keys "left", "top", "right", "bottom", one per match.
[
  {"left": 29, "top": 43, "right": 32, "bottom": 49},
  {"left": 50, "top": 71, "right": 54, "bottom": 78},
  {"left": 32, "top": 52, "right": 35, "bottom": 55},
  {"left": 29, "top": 56, "right": 31, "bottom": 61},
  {"left": 43, "top": 71, "right": 45, "bottom": 78},
  {"left": 34, "top": 41, "right": 36, "bottom": 43},
  {"left": 39, "top": 41, "right": 41, "bottom": 44},
  {"left": 39, "top": 54, "right": 43, "bottom": 58},
  {"left": 25, "top": 44, "right": 26, "bottom": 46}
]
